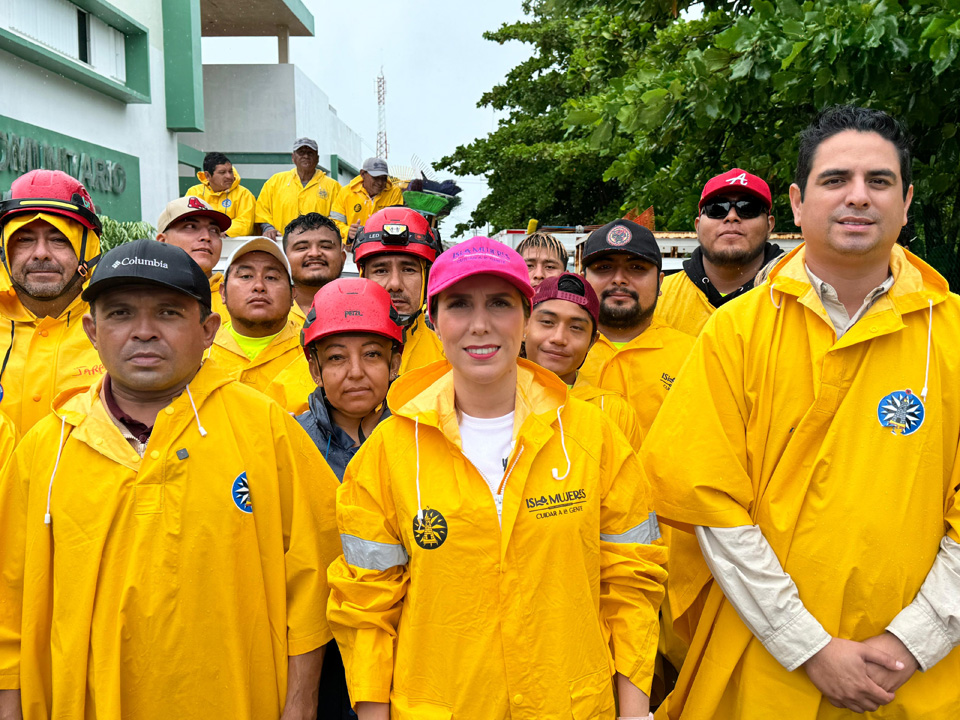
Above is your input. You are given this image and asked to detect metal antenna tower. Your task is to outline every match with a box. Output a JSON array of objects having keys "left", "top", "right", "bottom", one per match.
[{"left": 376, "top": 68, "right": 388, "bottom": 159}]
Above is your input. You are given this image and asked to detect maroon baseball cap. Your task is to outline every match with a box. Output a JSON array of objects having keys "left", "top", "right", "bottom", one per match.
[
  {"left": 532, "top": 272, "right": 600, "bottom": 332},
  {"left": 699, "top": 168, "right": 772, "bottom": 210}
]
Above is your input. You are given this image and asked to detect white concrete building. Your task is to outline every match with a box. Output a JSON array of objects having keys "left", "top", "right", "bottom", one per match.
[{"left": 0, "top": 0, "right": 363, "bottom": 224}]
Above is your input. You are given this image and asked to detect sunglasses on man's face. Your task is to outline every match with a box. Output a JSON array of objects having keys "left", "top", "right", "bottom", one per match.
[{"left": 701, "top": 197, "right": 768, "bottom": 220}]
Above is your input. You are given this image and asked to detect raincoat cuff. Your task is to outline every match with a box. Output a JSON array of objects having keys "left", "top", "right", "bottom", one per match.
[
  {"left": 348, "top": 684, "right": 392, "bottom": 707},
  {"left": 261, "top": 223, "right": 276, "bottom": 234},
  {"left": 887, "top": 600, "right": 952, "bottom": 672},
  {"left": 763, "top": 608, "right": 830, "bottom": 672},
  {"left": 287, "top": 625, "right": 334, "bottom": 657}
]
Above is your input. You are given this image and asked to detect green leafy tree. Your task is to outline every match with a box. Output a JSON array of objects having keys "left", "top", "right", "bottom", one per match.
[{"left": 98, "top": 217, "right": 156, "bottom": 252}]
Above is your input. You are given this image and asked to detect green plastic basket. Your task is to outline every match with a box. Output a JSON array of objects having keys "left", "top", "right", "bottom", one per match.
[{"left": 403, "top": 191, "right": 451, "bottom": 215}]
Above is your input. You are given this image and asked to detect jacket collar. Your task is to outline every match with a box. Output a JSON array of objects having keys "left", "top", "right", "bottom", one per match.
[
  {"left": 0, "top": 283, "right": 89, "bottom": 324},
  {"left": 196, "top": 169, "right": 242, "bottom": 195},
  {"left": 213, "top": 319, "right": 299, "bottom": 362},
  {"left": 683, "top": 242, "right": 782, "bottom": 309},
  {"left": 306, "top": 388, "right": 391, "bottom": 450},
  {"left": 596, "top": 321, "right": 674, "bottom": 352}
]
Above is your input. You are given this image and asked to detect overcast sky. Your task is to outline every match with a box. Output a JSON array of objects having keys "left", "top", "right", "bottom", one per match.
[{"left": 202, "top": 0, "right": 534, "bottom": 235}]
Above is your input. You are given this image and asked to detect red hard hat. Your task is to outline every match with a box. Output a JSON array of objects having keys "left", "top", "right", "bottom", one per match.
[
  {"left": 1, "top": 170, "right": 101, "bottom": 234},
  {"left": 301, "top": 277, "right": 404, "bottom": 357},
  {"left": 354, "top": 206, "right": 439, "bottom": 266}
]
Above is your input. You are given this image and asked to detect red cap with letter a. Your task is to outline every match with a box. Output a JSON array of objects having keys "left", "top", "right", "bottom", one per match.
[{"left": 699, "top": 168, "right": 772, "bottom": 210}]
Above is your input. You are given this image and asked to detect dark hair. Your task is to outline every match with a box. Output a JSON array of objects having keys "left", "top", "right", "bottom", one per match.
[
  {"left": 283, "top": 213, "right": 341, "bottom": 251},
  {"left": 203, "top": 152, "right": 232, "bottom": 176},
  {"left": 516, "top": 232, "right": 569, "bottom": 266},
  {"left": 795, "top": 105, "right": 911, "bottom": 199}
]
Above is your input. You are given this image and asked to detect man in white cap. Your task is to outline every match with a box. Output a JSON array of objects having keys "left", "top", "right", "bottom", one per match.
[
  {"left": 330, "top": 157, "right": 404, "bottom": 245},
  {"left": 156, "top": 195, "right": 232, "bottom": 319},
  {"left": 207, "top": 237, "right": 308, "bottom": 396},
  {"left": 256, "top": 138, "right": 343, "bottom": 242}
]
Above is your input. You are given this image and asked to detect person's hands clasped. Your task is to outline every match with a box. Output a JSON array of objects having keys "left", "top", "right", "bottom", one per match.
[{"left": 804, "top": 637, "right": 902, "bottom": 713}]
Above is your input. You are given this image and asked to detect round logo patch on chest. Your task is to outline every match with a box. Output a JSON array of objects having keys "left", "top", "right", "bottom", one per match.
[
  {"left": 413, "top": 508, "right": 447, "bottom": 549},
  {"left": 353, "top": 203, "right": 363, "bottom": 213},
  {"left": 606, "top": 225, "right": 632, "bottom": 247},
  {"left": 221, "top": 198, "right": 232, "bottom": 208},
  {"left": 232, "top": 471, "right": 253, "bottom": 513},
  {"left": 877, "top": 389, "right": 925, "bottom": 436}
]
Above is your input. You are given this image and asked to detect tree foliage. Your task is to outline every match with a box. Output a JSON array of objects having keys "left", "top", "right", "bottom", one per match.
[{"left": 445, "top": 0, "right": 960, "bottom": 281}]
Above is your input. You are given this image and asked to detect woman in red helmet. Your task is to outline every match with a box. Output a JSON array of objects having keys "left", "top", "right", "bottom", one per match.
[
  {"left": 328, "top": 236, "right": 666, "bottom": 720},
  {"left": 353, "top": 206, "right": 445, "bottom": 374}
]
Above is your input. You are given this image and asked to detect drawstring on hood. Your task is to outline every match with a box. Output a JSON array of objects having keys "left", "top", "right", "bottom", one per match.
[
  {"left": 185, "top": 383, "right": 208, "bottom": 437},
  {"left": 922, "top": 299, "right": 933, "bottom": 402},
  {"left": 44, "top": 415, "right": 67, "bottom": 525},
  {"left": 769, "top": 285, "right": 781, "bottom": 310},
  {"left": 551, "top": 405, "right": 570, "bottom": 481}
]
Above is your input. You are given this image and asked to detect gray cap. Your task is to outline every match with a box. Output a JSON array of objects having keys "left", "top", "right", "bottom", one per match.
[
  {"left": 361, "top": 157, "right": 389, "bottom": 177},
  {"left": 293, "top": 137, "right": 318, "bottom": 153}
]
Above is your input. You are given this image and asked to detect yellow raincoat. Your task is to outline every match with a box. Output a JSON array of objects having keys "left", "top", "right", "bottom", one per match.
[
  {"left": 570, "top": 373, "right": 643, "bottom": 450},
  {"left": 210, "top": 272, "right": 227, "bottom": 320},
  {"left": 399, "top": 313, "right": 445, "bottom": 376},
  {"left": 256, "top": 168, "right": 342, "bottom": 237},
  {"left": 327, "top": 359, "right": 667, "bottom": 719},
  {"left": 0, "top": 361, "right": 341, "bottom": 719},
  {"left": 289, "top": 300, "right": 308, "bottom": 329},
  {"left": 330, "top": 175, "right": 404, "bottom": 243},
  {"left": 654, "top": 271, "right": 714, "bottom": 337},
  {"left": 265, "top": 355, "right": 314, "bottom": 416},
  {"left": 0, "top": 213, "right": 103, "bottom": 435},
  {"left": 580, "top": 322, "right": 694, "bottom": 434},
  {"left": 208, "top": 320, "right": 304, "bottom": 395},
  {"left": 644, "top": 244, "right": 960, "bottom": 719},
  {"left": 185, "top": 170, "right": 256, "bottom": 237},
  {"left": 0, "top": 409, "right": 15, "bottom": 469}
]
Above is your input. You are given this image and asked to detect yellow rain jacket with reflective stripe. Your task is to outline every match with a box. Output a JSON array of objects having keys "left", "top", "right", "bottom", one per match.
[
  {"left": 208, "top": 320, "right": 304, "bottom": 395},
  {"left": 0, "top": 361, "right": 341, "bottom": 719},
  {"left": 654, "top": 271, "right": 714, "bottom": 337},
  {"left": 327, "top": 359, "right": 667, "bottom": 719},
  {"left": 209, "top": 272, "right": 227, "bottom": 320},
  {"left": 329, "top": 175, "right": 404, "bottom": 243},
  {"left": 185, "top": 170, "right": 257, "bottom": 237},
  {"left": 256, "top": 168, "right": 342, "bottom": 236},
  {"left": 580, "top": 322, "right": 694, "bottom": 434},
  {"left": 571, "top": 373, "right": 643, "bottom": 450},
  {"left": 644, "top": 244, "right": 960, "bottom": 719},
  {"left": 399, "top": 313, "right": 445, "bottom": 376}
]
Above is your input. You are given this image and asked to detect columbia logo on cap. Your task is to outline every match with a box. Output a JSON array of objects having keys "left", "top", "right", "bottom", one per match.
[{"left": 112, "top": 257, "right": 169, "bottom": 270}]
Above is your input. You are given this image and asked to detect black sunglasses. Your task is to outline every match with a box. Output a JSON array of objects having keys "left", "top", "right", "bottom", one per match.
[{"left": 701, "top": 197, "right": 767, "bottom": 220}]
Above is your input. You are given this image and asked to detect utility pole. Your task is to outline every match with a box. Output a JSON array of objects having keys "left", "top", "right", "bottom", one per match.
[{"left": 376, "top": 68, "right": 388, "bottom": 160}]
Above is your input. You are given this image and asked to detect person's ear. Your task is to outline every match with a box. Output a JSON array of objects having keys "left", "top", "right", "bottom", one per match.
[
  {"left": 389, "top": 349, "right": 402, "bottom": 380},
  {"left": 789, "top": 183, "right": 803, "bottom": 228},
  {"left": 307, "top": 349, "right": 323, "bottom": 387},
  {"left": 82, "top": 313, "right": 98, "bottom": 350},
  {"left": 200, "top": 309, "right": 221, "bottom": 349}
]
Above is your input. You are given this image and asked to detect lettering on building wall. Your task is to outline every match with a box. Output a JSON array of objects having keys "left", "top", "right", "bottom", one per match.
[{"left": 0, "top": 132, "right": 126, "bottom": 194}]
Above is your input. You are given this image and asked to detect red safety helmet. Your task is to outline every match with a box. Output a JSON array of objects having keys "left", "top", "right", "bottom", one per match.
[
  {"left": 301, "top": 277, "right": 404, "bottom": 359},
  {"left": 353, "top": 206, "right": 440, "bottom": 266}
]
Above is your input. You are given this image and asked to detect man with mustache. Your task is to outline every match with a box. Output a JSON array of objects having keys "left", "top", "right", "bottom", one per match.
[
  {"left": 655, "top": 169, "right": 781, "bottom": 337},
  {"left": 207, "top": 237, "right": 305, "bottom": 395},
  {"left": 0, "top": 169, "right": 105, "bottom": 435},
  {"left": 0, "top": 239, "right": 340, "bottom": 720},
  {"left": 282, "top": 213, "right": 346, "bottom": 327},
  {"left": 580, "top": 219, "right": 694, "bottom": 434},
  {"left": 156, "top": 196, "right": 232, "bottom": 319}
]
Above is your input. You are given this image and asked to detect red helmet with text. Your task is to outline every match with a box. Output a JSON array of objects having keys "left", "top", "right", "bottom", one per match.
[{"left": 301, "top": 277, "right": 404, "bottom": 358}]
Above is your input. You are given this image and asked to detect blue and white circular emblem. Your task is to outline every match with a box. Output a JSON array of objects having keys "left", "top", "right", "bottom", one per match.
[
  {"left": 0, "top": 383, "right": 4, "bottom": 403},
  {"left": 877, "top": 389, "right": 925, "bottom": 436},
  {"left": 232, "top": 471, "right": 252, "bottom": 513},
  {"left": 221, "top": 198, "right": 232, "bottom": 208}
]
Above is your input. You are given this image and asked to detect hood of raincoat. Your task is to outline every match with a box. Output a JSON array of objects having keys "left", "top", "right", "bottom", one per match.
[{"left": 196, "top": 169, "right": 243, "bottom": 196}]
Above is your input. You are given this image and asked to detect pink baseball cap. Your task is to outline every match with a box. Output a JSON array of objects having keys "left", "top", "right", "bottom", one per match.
[
  {"left": 427, "top": 236, "right": 534, "bottom": 323},
  {"left": 699, "top": 168, "right": 772, "bottom": 210}
]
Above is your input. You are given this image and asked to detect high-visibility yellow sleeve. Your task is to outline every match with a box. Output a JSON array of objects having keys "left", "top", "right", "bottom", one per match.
[
  {"left": 326, "top": 431, "right": 409, "bottom": 705},
  {"left": 329, "top": 191, "right": 349, "bottom": 242},
  {"left": 596, "top": 413, "right": 668, "bottom": 695},
  {"left": 230, "top": 188, "right": 257, "bottom": 237},
  {"left": 255, "top": 176, "right": 278, "bottom": 227},
  {"left": 642, "top": 310, "right": 756, "bottom": 530},
  {"left": 275, "top": 405, "right": 341, "bottom": 655},
  {"left": 0, "top": 428, "right": 31, "bottom": 689}
]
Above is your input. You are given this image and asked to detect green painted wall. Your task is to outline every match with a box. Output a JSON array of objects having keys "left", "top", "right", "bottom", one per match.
[
  {"left": 162, "top": 0, "right": 204, "bottom": 132},
  {"left": 0, "top": 115, "right": 142, "bottom": 222}
]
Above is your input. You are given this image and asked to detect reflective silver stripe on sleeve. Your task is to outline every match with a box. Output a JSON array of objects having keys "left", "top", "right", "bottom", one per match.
[
  {"left": 600, "top": 511, "right": 661, "bottom": 545},
  {"left": 341, "top": 533, "right": 409, "bottom": 571},
  {"left": 329, "top": 212, "right": 348, "bottom": 223}
]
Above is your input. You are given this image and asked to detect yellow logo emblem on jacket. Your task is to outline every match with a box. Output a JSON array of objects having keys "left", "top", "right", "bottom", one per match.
[{"left": 413, "top": 508, "right": 448, "bottom": 549}]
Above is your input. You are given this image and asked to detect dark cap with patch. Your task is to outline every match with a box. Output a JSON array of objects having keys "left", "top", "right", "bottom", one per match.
[
  {"left": 82, "top": 238, "right": 212, "bottom": 309},
  {"left": 581, "top": 219, "right": 661, "bottom": 270}
]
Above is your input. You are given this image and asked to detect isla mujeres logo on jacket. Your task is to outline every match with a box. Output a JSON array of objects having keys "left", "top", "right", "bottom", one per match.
[
  {"left": 413, "top": 508, "right": 447, "bottom": 549},
  {"left": 232, "top": 471, "right": 252, "bottom": 513},
  {"left": 878, "top": 389, "right": 925, "bottom": 436}
]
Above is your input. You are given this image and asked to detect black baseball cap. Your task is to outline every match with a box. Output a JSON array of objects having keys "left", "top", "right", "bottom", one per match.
[
  {"left": 581, "top": 219, "right": 661, "bottom": 270},
  {"left": 82, "top": 238, "right": 212, "bottom": 309}
]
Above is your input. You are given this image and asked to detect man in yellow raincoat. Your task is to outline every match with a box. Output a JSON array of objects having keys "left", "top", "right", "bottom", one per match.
[
  {"left": 155, "top": 195, "right": 232, "bottom": 319},
  {"left": 0, "top": 170, "right": 104, "bottom": 435},
  {"left": 256, "top": 138, "right": 342, "bottom": 242},
  {"left": 644, "top": 105, "right": 960, "bottom": 718},
  {"left": 580, "top": 220, "right": 694, "bottom": 434},
  {"left": 184, "top": 152, "right": 256, "bottom": 237},
  {"left": 208, "top": 237, "right": 303, "bottom": 394},
  {"left": 0, "top": 239, "right": 341, "bottom": 720},
  {"left": 330, "top": 158, "right": 404, "bottom": 245}
]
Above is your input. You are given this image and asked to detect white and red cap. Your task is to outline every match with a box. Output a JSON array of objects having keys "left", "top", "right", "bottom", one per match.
[{"left": 699, "top": 168, "right": 772, "bottom": 210}]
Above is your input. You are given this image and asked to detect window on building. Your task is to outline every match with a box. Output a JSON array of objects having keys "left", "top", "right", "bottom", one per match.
[{"left": 76, "top": 8, "right": 89, "bottom": 64}]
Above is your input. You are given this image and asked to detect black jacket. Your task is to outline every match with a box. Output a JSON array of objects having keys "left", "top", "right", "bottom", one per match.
[{"left": 683, "top": 242, "right": 783, "bottom": 309}]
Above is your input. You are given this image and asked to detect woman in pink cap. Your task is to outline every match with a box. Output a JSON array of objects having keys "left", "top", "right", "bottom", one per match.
[{"left": 327, "top": 236, "right": 666, "bottom": 720}]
